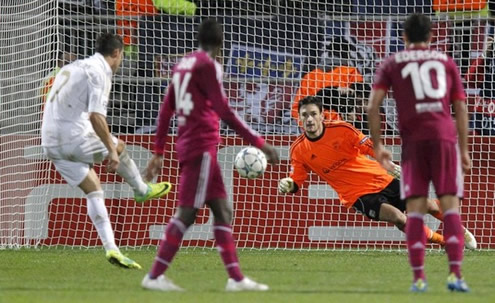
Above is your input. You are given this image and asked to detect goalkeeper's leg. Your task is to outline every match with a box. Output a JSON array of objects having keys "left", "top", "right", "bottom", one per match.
[
  {"left": 426, "top": 198, "right": 477, "bottom": 249},
  {"left": 426, "top": 198, "right": 444, "bottom": 220},
  {"left": 379, "top": 203, "right": 445, "bottom": 246}
]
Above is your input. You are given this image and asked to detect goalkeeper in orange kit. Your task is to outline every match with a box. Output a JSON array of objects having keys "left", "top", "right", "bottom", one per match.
[{"left": 278, "top": 96, "right": 476, "bottom": 249}]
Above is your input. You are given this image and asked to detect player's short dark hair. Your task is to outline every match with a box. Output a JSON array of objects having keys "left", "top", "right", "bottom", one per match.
[
  {"left": 198, "top": 18, "right": 223, "bottom": 50},
  {"left": 95, "top": 32, "right": 123, "bottom": 56},
  {"left": 403, "top": 13, "right": 431, "bottom": 43},
  {"left": 298, "top": 96, "right": 323, "bottom": 114}
]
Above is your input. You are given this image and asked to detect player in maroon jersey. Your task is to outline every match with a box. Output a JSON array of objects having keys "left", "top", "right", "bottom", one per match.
[
  {"left": 140, "top": 18, "right": 279, "bottom": 292},
  {"left": 368, "top": 14, "right": 471, "bottom": 292}
]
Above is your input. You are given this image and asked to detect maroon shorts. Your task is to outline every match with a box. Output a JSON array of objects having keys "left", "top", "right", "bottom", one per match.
[
  {"left": 178, "top": 149, "right": 227, "bottom": 208},
  {"left": 400, "top": 140, "right": 463, "bottom": 200}
]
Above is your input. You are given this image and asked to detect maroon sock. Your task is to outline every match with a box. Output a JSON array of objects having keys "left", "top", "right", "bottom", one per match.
[
  {"left": 406, "top": 213, "right": 426, "bottom": 282},
  {"left": 214, "top": 223, "right": 244, "bottom": 281},
  {"left": 149, "top": 218, "right": 187, "bottom": 279},
  {"left": 443, "top": 210, "right": 464, "bottom": 278}
]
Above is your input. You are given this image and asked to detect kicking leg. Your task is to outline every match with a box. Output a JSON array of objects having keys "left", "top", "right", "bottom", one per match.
[{"left": 114, "top": 140, "right": 171, "bottom": 202}]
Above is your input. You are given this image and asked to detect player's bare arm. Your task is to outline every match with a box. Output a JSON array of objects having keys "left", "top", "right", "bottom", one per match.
[
  {"left": 89, "top": 112, "right": 119, "bottom": 172},
  {"left": 452, "top": 99, "right": 471, "bottom": 173},
  {"left": 367, "top": 88, "right": 394, "bottom": 171},
  {"left": 144, "top": 154, "right": 163, "bottom": 182},
  {"left": 260, "top": 143, "right": 279, "bottom": 164}
]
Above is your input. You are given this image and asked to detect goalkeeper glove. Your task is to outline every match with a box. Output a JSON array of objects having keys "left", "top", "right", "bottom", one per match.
[
  {"left": 278, "top": 177, "right": 295, "bottom": 193},
  {"left": 388, "top": 162, "right": 401, "bottom": 180}
]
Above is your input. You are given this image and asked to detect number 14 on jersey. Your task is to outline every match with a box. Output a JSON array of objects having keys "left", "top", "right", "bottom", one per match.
[{"left": 173, "top": 72, "right": 194, "bottom": 121}]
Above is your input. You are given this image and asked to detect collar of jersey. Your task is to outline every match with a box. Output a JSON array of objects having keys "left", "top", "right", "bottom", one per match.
[
  {"left": 94, "top": 52, "right": 112, "bottom": 76},
  {"left": 305, "top": 123, "right": 326, "bottom": 142}
]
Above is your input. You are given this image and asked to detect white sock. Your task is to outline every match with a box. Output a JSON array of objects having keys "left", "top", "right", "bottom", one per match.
[
  {"left": 86, "top": 191, "right": 119, "bottom": 252},
  {"left": 116, "top": 149, "right": 148, "bottom": 196}
]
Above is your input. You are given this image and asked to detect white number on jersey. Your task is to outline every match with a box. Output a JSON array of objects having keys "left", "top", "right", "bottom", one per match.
[
  {"left": 49, "top": 70, "right": 71, "bottom": 103},
  {"left": 401, "top": 60, "right": 446, "bottom": 100},
  {"left": 172, "top": 72, "right": 193, "bottom": 116},
  {"left": 177, "top": 57, "right": 197, "bottom": 70}
]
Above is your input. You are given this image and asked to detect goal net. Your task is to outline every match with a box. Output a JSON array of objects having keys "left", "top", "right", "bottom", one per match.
[{"left": 0, "top": 0, "right": 493, "bottom": 250}]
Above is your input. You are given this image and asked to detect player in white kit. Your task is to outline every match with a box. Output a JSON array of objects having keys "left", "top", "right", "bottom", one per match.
[{"left": 41, "top": 33, "right": 171, "bottom": 269}]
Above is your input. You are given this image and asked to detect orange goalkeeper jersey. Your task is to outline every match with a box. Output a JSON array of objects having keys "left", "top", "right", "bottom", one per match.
[{"left": 289, "top": 121, "right": 393, "bottom": 208}]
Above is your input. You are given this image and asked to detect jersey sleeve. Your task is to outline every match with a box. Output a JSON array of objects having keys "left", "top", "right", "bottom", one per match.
[
  {"left": 289, "top": 147, "right": 309, "bottom": 188},
  {"left": 345, "top": 123, "right": 375, "bottom": 157},
  {"left": 372, "top": 58, "right": 392, "bottom": 92},
  {"left": 154, "top": 84, "right": 176, "bottom": 155},
  {"left": 199, "top": 61, "right": 265, "bottom": 148},
  {"left": 356, "top": 133, "right": 374, "bottom": 157},
  {"left": 87, "top": 69, "right": 108, "bottom": 116},
  {"left": 449, "top": 58, "right": 467, "bottom": 102}
]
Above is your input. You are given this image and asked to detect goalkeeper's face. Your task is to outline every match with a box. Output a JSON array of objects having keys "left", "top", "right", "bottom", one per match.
[{"left": 299, "top": 104, "right": 324, "bottom": 138}]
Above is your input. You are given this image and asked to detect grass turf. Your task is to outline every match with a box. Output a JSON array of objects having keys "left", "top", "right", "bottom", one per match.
[{"left": 0, "top": 249, "right": 493, "bottom": 303}]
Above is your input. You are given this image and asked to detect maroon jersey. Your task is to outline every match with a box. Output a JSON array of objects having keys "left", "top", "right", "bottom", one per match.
[
  {"left": 154, "top": 50, "right": 264, "bottom": 161},
  {"left": 373, "top": 47, "right": 466, "bottom": 143}
]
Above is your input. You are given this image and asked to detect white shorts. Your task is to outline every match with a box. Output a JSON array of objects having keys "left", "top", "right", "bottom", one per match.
[{"left": 43, "top": 133, "right": 118, "bottom": 187}]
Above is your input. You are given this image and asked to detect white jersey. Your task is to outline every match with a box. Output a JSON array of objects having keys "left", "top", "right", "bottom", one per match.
[{"left": 41, "top": 53, "right": 112, "bottom": 147}]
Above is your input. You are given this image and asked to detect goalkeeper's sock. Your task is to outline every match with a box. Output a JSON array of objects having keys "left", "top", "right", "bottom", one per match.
[
  {"left": 424, "top": 225, "right": 445, "bottom": 246},
  {"left": 406, "top": 213, "right": 426, "bottom": 282},
  {"left": 443, "top": 210, "right": 464, "bottom": 279},
  {"left": 214, "top": 223, "right": 244, "bottom": 282},
  {"left": 430, "top": 199, "right": 444, "bottom": 221},
  {"left": 116, "top": 149, "right": 149, "bottom": 196},
  {"left": 149, "top": 218, "right": 186, "bottom": 279},
  {"left": 86, "top": 191, "right": 119, "bottom": 252}
]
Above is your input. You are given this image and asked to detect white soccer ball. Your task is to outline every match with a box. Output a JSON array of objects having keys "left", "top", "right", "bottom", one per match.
[{"left": 234, "top": 147, "right": 267, "bottom": 179}]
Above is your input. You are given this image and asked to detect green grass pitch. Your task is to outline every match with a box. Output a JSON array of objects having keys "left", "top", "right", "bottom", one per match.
[{"left": 1, "top": 249, "right": 493, "bottom": 303}]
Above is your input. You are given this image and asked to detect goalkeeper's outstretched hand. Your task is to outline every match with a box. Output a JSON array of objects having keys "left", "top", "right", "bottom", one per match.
[
  {"left": 278, "top": 177, "right": 295, "bottom": 193},
  {"left": 388, "top": 161, "right": 401, "bottom": 180}
]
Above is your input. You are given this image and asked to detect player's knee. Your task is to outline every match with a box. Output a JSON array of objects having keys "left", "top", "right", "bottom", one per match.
[
  {"left": 116, "top": 139, "right": 126, "bottom": 154},
  {"left": 395, "top": 220, "right": 406, "bottom": 231},
  {"left": 392, "top": 213, "right": 407, "bottom": 230},
  {"left": 206, "top": 199, "right": 232, "bottom": 224},
  {"left": 380, "top": 205, "right": 406, "bottom": 227}
]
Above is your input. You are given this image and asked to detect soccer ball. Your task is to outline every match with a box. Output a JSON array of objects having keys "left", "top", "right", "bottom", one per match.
[{"left": 234, "top": 147, "right": 267, "bottom": 179}]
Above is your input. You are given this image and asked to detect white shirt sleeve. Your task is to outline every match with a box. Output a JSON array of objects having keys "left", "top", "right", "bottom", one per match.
[{"left": 86, "top": 68, "right": 109, "bottom": 116}]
